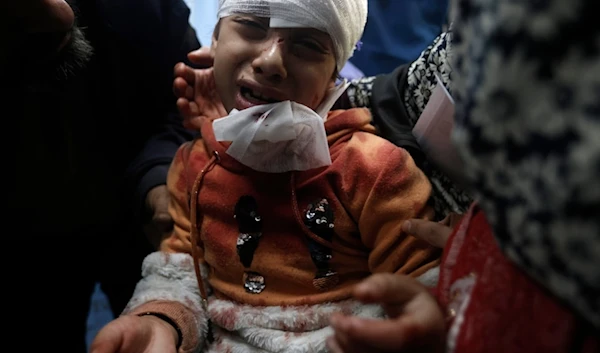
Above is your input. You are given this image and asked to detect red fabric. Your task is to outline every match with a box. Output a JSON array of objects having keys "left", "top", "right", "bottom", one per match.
[{"left": 436, "top": 205, "right": 599, "bottom": 353}]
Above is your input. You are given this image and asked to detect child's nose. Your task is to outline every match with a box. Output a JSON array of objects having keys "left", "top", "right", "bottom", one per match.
[{"left": 252, "top": 38, "right": 288, "bottom": 82}]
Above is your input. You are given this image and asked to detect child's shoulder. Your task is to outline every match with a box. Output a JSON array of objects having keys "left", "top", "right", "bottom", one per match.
[
  {"left": 331, "top": 128, "right": 416, "bottom": 177},
  {"left": 327, "top": 129, "right": 428, "bottom": 201},
  {"left": 325, "top": 108, "right": 412, "bottom": 167},
  {"left": 326, "top": 108, "right": 408, "bottom": 151}
]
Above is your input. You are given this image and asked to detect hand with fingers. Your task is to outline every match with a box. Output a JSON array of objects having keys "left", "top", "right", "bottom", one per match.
[
  {"left": 90, "top": 315, "right": 179, "bottom": 353},
  {"left": 173, "top": 47, "right": 227, "bottom": 131},
  {"left": 326, "top": 213, "right": 464, "bottom": 353},
  {"left": 327, "top": 273, "right": 446, "bottom": 353}
]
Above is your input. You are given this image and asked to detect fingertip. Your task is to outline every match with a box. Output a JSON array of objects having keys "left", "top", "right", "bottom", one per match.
[
  {"left": 343, "top": 316, "right": 368, "bottom": 336},
  {"left": 153, "top": 211, "right": 172, "bottom": 223},
  {"left": 173, "top": 77, "right": 183, "bottom": 89},
  {"left": 176, "top": 98, "right": 191, "bottom": 116},
  {"left": 195, "top": 46, "right": 211, "bottom": 55},
  {"left": 176, "top": 97, "right": 188, "bottom": 108},
  {"left": 353, "top": 282, "right": 376, "bottom": 302},
  {"left": 402, "top": 220, "right": 412, "bottom": 233},
  {"left": 329, "top": 312, "right": 343, "bottom": 330},
  {"left": 174, "top": 62, "right": 185, "bottom": 74},
  {"left": 353, "top": 275, "right": 388, "bottom": 302},
  {"left": 188, "top": 47, "right": 212, "bottom": 61},
  {"left": 326, "top": 336, "right": 343, "bottom": 353},
  {"left": 354, "top": 273, "right": 420, "bottom": 305},
  {"left": 88, "top": 331, "right": 116, "bottom": 353},
  {"left": 187, "top": 50, "right": 199, "bottom": 60},
  {"left": 333, "top": 313, "right": 358, "bottom": 333},
  {"left": 173, "top": 77, "right": 187, "bottom": 96}
]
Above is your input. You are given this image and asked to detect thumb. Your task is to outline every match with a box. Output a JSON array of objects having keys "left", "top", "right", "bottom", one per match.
[
  {"left": 187, "top": 46, "right": 213, "bottom": 67},
  {"left": 148, "top": 186, "right": 173, "bottom": 232},
  {"left": 90, "top": 323, "right": 126, "bottom": 353},
  {"left": 153, "top": 211, "right": 174, "bottom": 233},
  {"left": 146, "top": 185, "right": 170, "bottom": 212},
  {"left": 353, "top": 273, "right": 427, "bottom": 305},
  {"left": 402, "top": 218, "right": 452, "bottom": 248}
]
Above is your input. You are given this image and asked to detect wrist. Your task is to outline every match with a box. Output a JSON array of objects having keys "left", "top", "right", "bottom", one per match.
[{"left": 138, "top": 312, "right": 182, "bottom": 349}]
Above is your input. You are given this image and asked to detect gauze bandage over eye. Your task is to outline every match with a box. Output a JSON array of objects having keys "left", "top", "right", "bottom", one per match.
[{"left": 217, "top": 0, "right": 368, "bottom": 70}]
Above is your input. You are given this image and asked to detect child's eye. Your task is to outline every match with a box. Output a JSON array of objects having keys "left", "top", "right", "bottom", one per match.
[
  {"left": 235, "top": 18, "right": 267, "bottom": 31},
  {"left": 294, "top": 39, "right": 329, "bottom": 56},
  {"left": 233, "top": 17, "right": 268, "bottom": 40},
  {"left": 298, "top": 40, "right": 325, "bottom": 53}
]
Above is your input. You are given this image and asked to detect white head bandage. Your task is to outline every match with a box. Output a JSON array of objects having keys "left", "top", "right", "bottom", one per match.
[{"left": 217, "top": 0, "right": 368, "bottom": 70}]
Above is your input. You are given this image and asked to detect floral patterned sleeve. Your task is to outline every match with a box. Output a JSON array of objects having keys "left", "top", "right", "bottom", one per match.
[
  {"left": 346, "top": 75, "right": 377, "bottom": 110},
  {"left": 343, "top": 30, "right": 472, "bottom": 218},
  {"left": 450, "top": 0, "right": 600, "bottom": 327},
  {"left": 345, "top": 30, "right": 453, "bottom": 119},
  {"left": 403, "top": 30, "right": 453, "bottom": 126}
]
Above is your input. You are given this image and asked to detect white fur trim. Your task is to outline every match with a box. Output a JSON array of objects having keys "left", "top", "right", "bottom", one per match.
[
  {"left": 204, "top": 298, "right": 385, "bottom": 353},
  {"left": 446, "top": 296, "right": 470, "bottom": 353},
  {"left": 123, "top": 252, "right": 207, "bottom": 346},
  {"left": 416, "top": 265, "right": 440, "bottom": 287},
  {"left": 209, "top": 326, "right": 332, "bottom": 353},
  {"left": 446, "top": 276, "right": 476, "bottom": 353}
]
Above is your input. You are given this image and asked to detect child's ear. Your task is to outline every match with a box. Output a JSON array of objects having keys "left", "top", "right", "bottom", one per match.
[
  {"left": 329, "top": 67, "right": 340, "bottom": 88},
  {"left": 210, "top": 36, "right": 218, "bottom": 57},
  {"left": 210, "top": 21, "right": 221, "bottom": 56}
]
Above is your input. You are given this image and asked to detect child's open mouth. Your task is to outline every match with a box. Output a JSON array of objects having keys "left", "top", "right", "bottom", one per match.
[{"left": 240, "top": 86, "right": 281, "bottom": 104}]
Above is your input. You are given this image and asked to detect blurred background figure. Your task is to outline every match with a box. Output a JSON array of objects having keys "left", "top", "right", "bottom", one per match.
[
  {"left": 349, "top": 0, "right": 449, "bottom": 75},
  {"left": 183, "top": 0, "right": 219, "bottom": 46},
  {"left": 2, "top": 0, "right": 200, "bottom": 351}
]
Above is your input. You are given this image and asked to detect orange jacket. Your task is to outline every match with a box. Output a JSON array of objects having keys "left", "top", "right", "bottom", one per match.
[
  {"left": 165, "top": 107, "right": 439, "bottom": 304},
  {"left": 129, "top": 108, "right": 440, "bottom": 352}
]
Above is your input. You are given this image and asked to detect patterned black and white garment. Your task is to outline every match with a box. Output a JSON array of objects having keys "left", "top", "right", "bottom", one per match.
[
  {"left": 344, "top": 0, "right": 599, "bottom": 328},
  {"left": 403, "top": 30, "right": 475, "bottom": 217},
  {"left": 451, "top": 0, "right": 600, "bottom": 327},
  {"left": 346, "top": 30, "right": 473, "bottom": 218}
]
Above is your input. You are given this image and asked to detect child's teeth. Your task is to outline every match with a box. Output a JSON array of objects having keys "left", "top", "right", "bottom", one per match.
[
  {"left": 252, "top": 90, "right": 266, "bottom": 100},
  {"left": 242, "top": 88, "right": 276, "bottom": 103}
]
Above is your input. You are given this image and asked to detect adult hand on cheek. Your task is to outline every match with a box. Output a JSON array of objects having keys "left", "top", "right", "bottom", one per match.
[
  {"left": 327, "top": 274, "right": 446, "bottom": 353},
  {"left": 173, "top": 47, "right": 227, "bottom": 131}
]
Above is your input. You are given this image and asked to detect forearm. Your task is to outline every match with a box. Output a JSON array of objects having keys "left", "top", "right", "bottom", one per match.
[{"left": 127, "top": 113, "right": 197, "bottom": 222}]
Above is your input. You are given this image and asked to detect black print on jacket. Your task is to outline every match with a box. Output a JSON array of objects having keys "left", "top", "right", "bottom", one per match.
[
  {"left": 304, "top": 198, "right": 339, "bottom": 290},
  {"left": 234, "top": 196, "right": 266, "bottom": 294}
]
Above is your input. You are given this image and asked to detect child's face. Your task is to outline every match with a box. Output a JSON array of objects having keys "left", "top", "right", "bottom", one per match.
[{"left": 211, "top": 15, "right": 337, "bottom": 113}]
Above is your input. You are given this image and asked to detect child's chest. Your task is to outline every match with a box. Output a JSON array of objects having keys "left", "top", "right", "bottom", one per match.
[{"left": 194, "top": 169, "right": 361, "bottom": 293}]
